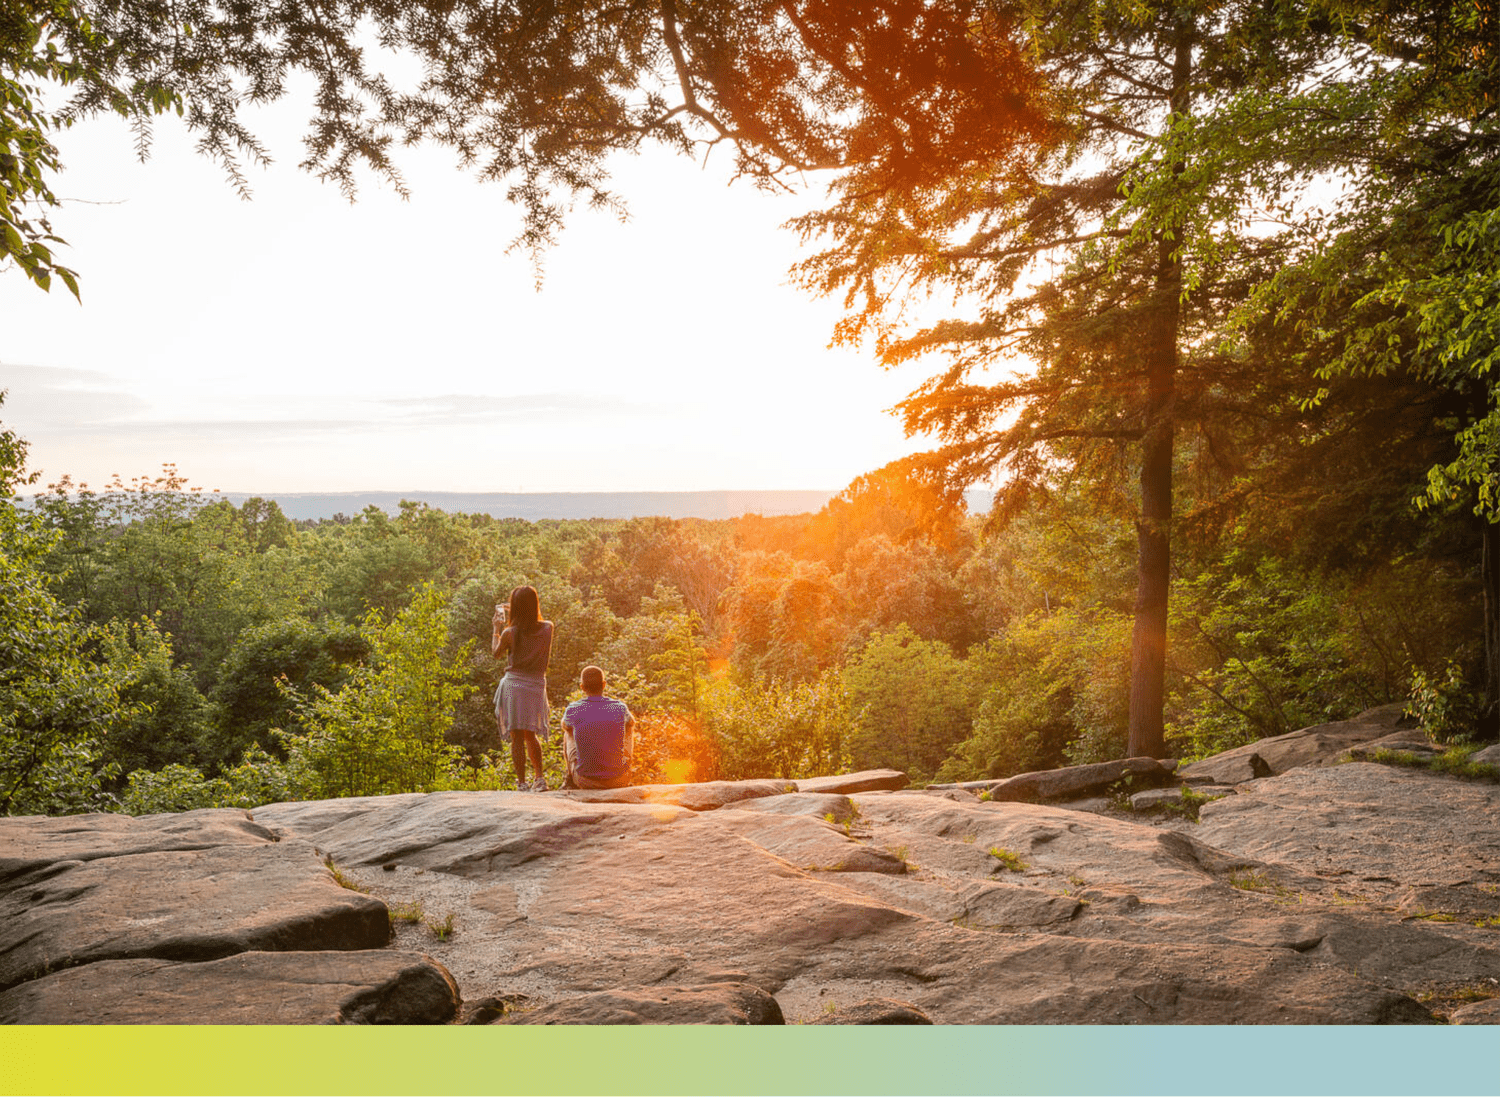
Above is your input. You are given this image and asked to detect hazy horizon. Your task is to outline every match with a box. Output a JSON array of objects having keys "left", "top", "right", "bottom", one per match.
[{"left": 18, "top": 486, "right": 996, "bottom": 522}]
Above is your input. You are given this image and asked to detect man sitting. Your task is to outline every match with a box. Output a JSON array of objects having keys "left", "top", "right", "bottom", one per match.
[{"left": 561, "top": 666, "right": 635, "bottom": 789}]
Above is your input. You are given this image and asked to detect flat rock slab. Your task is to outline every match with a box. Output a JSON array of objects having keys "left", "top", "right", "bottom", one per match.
[
  {"left": 1195, "top": 763, "right": 1500, "bottom": 891},
  {"left": 1181, "top": 704, "right": 1409, "bottom": 785},
  {"left": 15, "top": 740, "right": 1499, "bottom": 1026},
  {"left": 904, "top": 933, "right": 1437, "bottom": 1024},
  {"left": 713, "top": 811, "right": 906, "bottom": 874},
  {"left": 502, "top": 981, "right": 784, "bottom": 1024},
  {"left": 255, "top": 792, "right": 695, "bottom": 875},
  {"left": 986, "top": 758, "right": 1173, "bottom": 804},
  {"left": 0, "top": 809, "right": 280, "bottom": 885},
  {"left": 794, "top": 770, "right": 910, "bottom": 795},
  {"left": 848, "top": 793, "right": 1233, "bottom": 904},
  {"left": 0, "top": 825, "right": 389, "bottom": 994},
  {"left": 516, "top": 813, "right": 918, "bottom": 991},
  {"left": 0, "top": 950, "right": 457, "bottom": 1025}
]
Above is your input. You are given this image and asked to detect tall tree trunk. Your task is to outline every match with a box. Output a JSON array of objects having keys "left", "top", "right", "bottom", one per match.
[
  {"left": 1482, "top": 519, "right": 1500, "bottom": 740},
  {"left": 1126, "top": 281, "right": 1177, "bottom": 758},
  {"left": 1126, "top": 24, "right": 1190, "bottom": 760}
]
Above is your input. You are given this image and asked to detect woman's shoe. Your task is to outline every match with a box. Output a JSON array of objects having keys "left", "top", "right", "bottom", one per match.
[{"left": 530, "top": 777, "right": 549, "bottom": 793}]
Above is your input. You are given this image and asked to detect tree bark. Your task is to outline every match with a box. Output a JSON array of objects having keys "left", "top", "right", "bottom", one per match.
[
  {"left": 1126, "top": 285, "right": 1177, "bottom": 759},
  {"left": 1482, "top": 519, "right": 1500, "bottom": 740},
  {"left": 1125, "top": 23, "right": 1190, "bottom": 760}
]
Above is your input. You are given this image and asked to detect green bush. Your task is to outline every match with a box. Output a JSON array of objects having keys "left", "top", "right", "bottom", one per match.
[
  {"left": 278, "top": 585, "right": 474, "bottom": 798},
  {"left": 1405, "top": 661, "right": 1481, "bottom": 744},
  {"left": 700, "top": 671, "right": 850, "bottom": 781}
]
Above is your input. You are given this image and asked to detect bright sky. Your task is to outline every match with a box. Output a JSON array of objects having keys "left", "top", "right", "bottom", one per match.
[{"left": 1, "top": 95, "right": 944, "bottom": 495}]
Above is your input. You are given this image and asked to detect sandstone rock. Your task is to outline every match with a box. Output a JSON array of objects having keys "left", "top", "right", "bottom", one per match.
[
  {"left": 1180, "top": 704, "right": 1410, "bottom": 785},
  {"left": 1471, "top": 744, "right": 1500, "bottom": 767},
  {"left": 1449, "top": 997, "right": 1500, "bottom": 1024},
  {"left": 501, "top": 981, "right": 783, "bottom": 1024},
  {"left": 8, "top": 753, "right": 1493, "bottom": 1026},
  {"left": 1396, "top": 885, "right": 1500, "bottom": 921},
  {"left": 0, "top": 834, "right": 389, "bottom": 993},
  {"left": 984, "top": 758, "right": 1173, "bottom": 804},
  {"left": 1345, "top": 731, "right": 1443, "bottom": 760},
  {"left": 0, "top": 950, "right": 457, "bottom": 1024},
  {"left": 1129, "top": 786, "right": 1235, "bottom": 811},
  {"left": 461, "top": 992, "right": 531, "bottom": 1024},
  {"left": 849, "top": 793, "right": 1235, "bottom": 903},
  {"left": 0, "top": 809, "right": 280, "bottom": 885},
  {"left": 899, "top": 934, "right": 1437, "bottom": 1024},
  {"left": 563, "top": 779, "right": 795, "bottom": 811},
  {"left": 956, "top": 880, "right": 1082, "bottom": 929},
  {"left": 1176, "top": 751, "right": 1273, "bottom": 786},
  {"left": 917, "top": 789, "right": 984, "bottom": 803},
  {"left": 807, "top": 997, "right": 932, "bottom": 1024},
  {"left": 1195, "top": 763, "right": 1500, "bottom": 891},
  {"left": 923, "top": 779, "right": 1001, "bottom": 793},
  {"left": 246, "top": 772, "right": 1497, "bottom": 1025},
  {"left": 713, "top": 811, "right": 906, "bottom": 874},
  {"left": 514, "top": 813, "right": 919, "bottom": 993},
  {"left": 794, "top": 770, "right": 910, "bottom": 795},
  {"left": 730, "top": 792, "right": 859, "bottom": 823},
  {"left": 255, "top": 792, "right": 695, "bottom": 875}
]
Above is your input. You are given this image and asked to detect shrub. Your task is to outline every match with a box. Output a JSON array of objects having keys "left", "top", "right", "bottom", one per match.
[{"left": 1406, "top": 661, "right": 1481, "bottom": 744}]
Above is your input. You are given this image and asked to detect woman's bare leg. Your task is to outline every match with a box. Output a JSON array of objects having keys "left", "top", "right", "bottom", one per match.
[
  {"left": 509, "top": 728, "right": 529, "bottom": 786},
  {"left": 525, "top": 731, "right": 545, "bottom": 785}
]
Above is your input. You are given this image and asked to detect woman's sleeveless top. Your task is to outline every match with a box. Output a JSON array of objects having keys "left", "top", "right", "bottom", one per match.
[{"left": 506, "top": 621, "right": 553, "bottom": 675}]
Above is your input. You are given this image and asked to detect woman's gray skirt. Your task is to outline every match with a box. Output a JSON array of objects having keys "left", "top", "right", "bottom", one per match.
[{"left": 495, "top": 670, "right": 550, "bottom": 736}]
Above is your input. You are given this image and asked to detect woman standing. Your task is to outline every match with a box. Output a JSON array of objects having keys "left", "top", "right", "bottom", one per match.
[{"left": 493, "top": 584, "right": 554, "bottom": 792}]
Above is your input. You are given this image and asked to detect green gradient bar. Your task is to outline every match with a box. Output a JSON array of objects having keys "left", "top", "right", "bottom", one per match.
[{"left": 3, "top": 1027, "right": 1497, "bottom": 1096}]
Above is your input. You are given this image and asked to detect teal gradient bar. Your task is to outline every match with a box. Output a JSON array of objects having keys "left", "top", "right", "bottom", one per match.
[{"left": 4, "top": 1026, "right": 1498, "bottom": 1096}]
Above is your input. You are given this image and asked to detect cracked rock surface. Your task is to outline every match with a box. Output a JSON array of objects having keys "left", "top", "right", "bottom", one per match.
[{"left": 3, "top": 722, "right": 1498, "bottom": 1024}]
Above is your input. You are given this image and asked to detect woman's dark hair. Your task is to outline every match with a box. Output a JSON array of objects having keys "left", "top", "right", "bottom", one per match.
[{"left": 508, "top": 585, "right": 542, "bottom": 630}]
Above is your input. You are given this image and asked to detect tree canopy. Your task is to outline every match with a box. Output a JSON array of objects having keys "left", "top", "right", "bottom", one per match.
[{"left": 2, "top": 0, "right": 1047, "bottom": 290}]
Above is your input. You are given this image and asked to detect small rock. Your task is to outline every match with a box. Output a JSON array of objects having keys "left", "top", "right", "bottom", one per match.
[
  {"left": 1449, "top": 997, "right": 1500, "bottom": 1024},
  {"left": 461, "top": 993, "right": 532, "bottom": 1024},
  {"left": 1346, "top": 732, "right": 1442, "bottom": 760},
  {"left": 731, "top": 792, "right": 860, "bottom": 823},
  {"left": 1129, "top": 786, "right": 1235, "bottom": 811},
  {"left": 986, "top": 757, "right": 1173, "bottom": 804},
  {"left": 501, "top": 982, "right": 784, "bottom": 1025},
  {"left": 807, "top": 998, "right": 933, "bottom": 1024},
  {"left": 795, "top": 770, "right": 910, "bottom": 795},
  {"left": 1178, "top": 751, "right": 1273, "bottom": 785}
]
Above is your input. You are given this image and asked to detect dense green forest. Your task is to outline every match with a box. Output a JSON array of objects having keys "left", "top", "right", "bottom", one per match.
[
  {"left": 0, "top": 413, "right": 1481, "bottom": 816},
  {"left": 4, "top": 0, "right": 1496, "bottom": 816}
]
